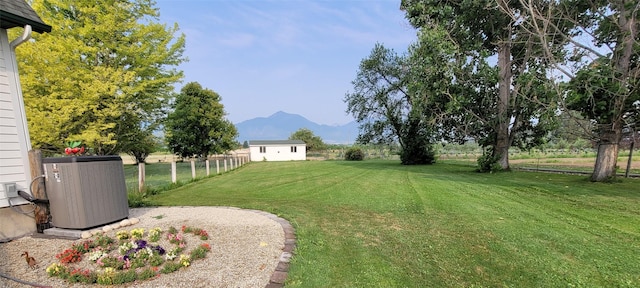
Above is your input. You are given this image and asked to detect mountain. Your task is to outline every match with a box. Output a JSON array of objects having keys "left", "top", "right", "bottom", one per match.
[{"left": 235, "top": 111, "right": 358, "bottom": 144}]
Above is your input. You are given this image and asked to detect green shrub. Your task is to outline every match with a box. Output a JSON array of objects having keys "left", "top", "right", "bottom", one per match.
[
  {"left": 93, "top": 233, "right": 114, "bottom": 248},
  {"left": 190, "top": 246, "right": 208, "bottom": 260},
  {"left": 127, "top": 191, "right": 146, "bottom": 208},
  {"left": 476, "top": 152, "right": 502, "bottom": 173},
  {"left": 137, "top": 268, "right": 157, "bottom": 281},
  {"left": 112, "top": 270, "right": 137, "bottom": 284},
  {"left": 67, "top": 269, "right": 96, "bottom": 284},
  {"left": 400, "top": 141, "right": 436, "bottom": 165},
  {"left": 160, "top": 262, "right": 183, "bottom": 274},
  {"left": 344, "top": 147, "right": 364, "bottom": 161},
  {"left": 130, "top": 257, "right": 147, "bottom": 269},
  {"left": 149, "top": 254, "right": 165, "bottom": 266},
  {"left": 100, "top": 256, "right": 125, "bottom": 270}
]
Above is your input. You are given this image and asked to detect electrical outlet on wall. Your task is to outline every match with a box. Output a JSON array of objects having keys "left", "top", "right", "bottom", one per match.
[{"left": 3, "top": 183, "right": 18, "bottom": 198}]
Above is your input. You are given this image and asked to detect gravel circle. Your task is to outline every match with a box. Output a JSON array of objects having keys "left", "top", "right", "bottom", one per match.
[{"left": 0, "top": 206, "right": 290, "bottom": 288}]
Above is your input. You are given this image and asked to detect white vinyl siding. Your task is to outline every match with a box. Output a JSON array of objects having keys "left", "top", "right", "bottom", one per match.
[
  {"left": 0, "top": 29, "right": 31, "bottom": 207},
  {"left": 249, "top": 140, "right": 306, "bottom": 161}
]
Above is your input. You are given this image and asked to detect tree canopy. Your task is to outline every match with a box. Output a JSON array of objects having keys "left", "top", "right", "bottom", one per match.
[
  {"left": 289, "top": 128, "right": 326, "bottom": 152},
  {"left": 508, "top": 0, "right": 640, "bottom": 181},
  {"left": 164, "top": 82, "right": 238, "bottom": 158},
  {"left": 345, "top": 42, "right": 438, "bottom": 165},
  {"left": 400, "top": 0, "right": 559, "bottom": 171},
  {"left": 15, "top": 0, "right": 185, "bottom": 156}
]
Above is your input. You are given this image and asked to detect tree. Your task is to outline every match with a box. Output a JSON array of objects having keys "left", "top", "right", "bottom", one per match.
[
  {"left": 123, "top": 129, "right": 159, "bottom": 164},
  {"left": 165, "top": 82, "right": 238, "bottom": 158},
  {"left": 344, "top": 42, "right": 438, "bottom": 165},
  {"left": 549, "top": 110, "right": 594, "bottom": 146},
  {"left": 15, "top": 0, "right": 185, "bottom": 156},
  {"left": 509, "top": 0, "right": 640, "bottom": 181},
  {"left": 401, "top": 0, "right": 559, "bottom": 170},
  {"left": 289, "top": 128, "right": 326, "bottom": 152}
]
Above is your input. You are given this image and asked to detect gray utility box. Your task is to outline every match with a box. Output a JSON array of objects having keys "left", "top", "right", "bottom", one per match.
[{"left": 43, "top": 156, "right": 129, "bottom": 229}]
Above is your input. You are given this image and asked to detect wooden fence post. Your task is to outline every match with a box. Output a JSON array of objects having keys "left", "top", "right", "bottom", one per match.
[
  {"left": 625, "top": 141, "right": 634, "bottom": 178},
  {"left": 28, "top": 149, "right": 49, "bottom": 232},
  {"left": 216, "top": 159, "right": 220, "bottom": 174},
  {"left": 138, "top": 162, "right": 145, "bottom": 192},
  {"left": 224, "top": 158, "right": 228, "bottom": 172},
  {"left": 191, "top": 160, "right": 196, "bottom": 179},
  {"left": 206, "top": 159, "right": 210, "bottom": 176},
  {"left": 171, "top": 161, "right": 177, "bottom": 183}
]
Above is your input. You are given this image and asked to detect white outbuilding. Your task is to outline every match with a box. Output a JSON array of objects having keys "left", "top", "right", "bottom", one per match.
[{"left": 249, "top": 140, "right": 306, "bottom": 162}]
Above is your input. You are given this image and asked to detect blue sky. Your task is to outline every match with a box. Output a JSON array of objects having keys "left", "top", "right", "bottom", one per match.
[{"left": 155, "top": 0, "right": 417, "bottom": 125}]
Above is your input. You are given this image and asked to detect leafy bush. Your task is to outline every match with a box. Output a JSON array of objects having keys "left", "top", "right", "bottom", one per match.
[
  {"left": 137, "top": 268, "right": 157, "bottom": 281},
  {"left": 344, "top": 147, "right": 365, "bottom": 161},
  {"left": 112, "top": 270, "right": 137, "bottom": 284},
  {"left": 190, "top": 245, "right": 208, "bottom": 260},
  {"left": 67, "top": 269, "right": 97, "bottom": 284},
  {"left": 127, "top": 191, "right": 146, "bottom": 208},
  {"left": 93, "top": 233, "right": 115, "bottom": 248},
  {"left": 400, "top": 141, "right": 436, "bottom": 165},
  {"left": 476, "top": 152, "right": 502, "bottom": 173},
  {"left": 149, "top": 254, "right": 165, "bottom": 266},
  {"left": 160, "top": 262, "right": 182, "bottom": 274}
]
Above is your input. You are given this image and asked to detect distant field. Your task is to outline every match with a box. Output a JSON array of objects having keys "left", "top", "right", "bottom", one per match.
[
  {"left": 146, "top": 160, "right": 640, "bottom": 287},
  {"left": 122, "top": 150, "right": 640, "bottom": 192},
  {"left": 440, "top": 153, "right": 640, "bottom": 175}
]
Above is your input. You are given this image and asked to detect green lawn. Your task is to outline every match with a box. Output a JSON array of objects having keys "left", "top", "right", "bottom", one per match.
[{"left": 145, "top": 160, "right": 640, "bottom": 287}]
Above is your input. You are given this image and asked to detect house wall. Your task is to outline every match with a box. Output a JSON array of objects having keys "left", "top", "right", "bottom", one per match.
[
  {"left": 0, "top": 28, "right": 36, "bottom": 241},
  {"left": 249, "top": 144, "right": 306, "bottom": 162}
]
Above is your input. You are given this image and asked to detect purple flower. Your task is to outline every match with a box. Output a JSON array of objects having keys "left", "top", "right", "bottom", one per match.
[
  {"left": 153, "top": 246, "right": 166, "bottom": 255},
  {"left": 135, "top": 240, "right": 147, "bottom": 249}
]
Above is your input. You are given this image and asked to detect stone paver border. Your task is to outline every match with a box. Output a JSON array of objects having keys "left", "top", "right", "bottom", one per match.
[{"left": 246, "top": 209, "right": 295, "bottom": 288}]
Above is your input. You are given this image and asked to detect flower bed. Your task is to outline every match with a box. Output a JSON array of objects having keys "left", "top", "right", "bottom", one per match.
[{"left": 46, "top": 225, "right": 210, "bottom": 285}]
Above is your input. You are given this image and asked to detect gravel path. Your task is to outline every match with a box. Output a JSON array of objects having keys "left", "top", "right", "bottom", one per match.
[{"left": 0, "top": 206, "right": 292, "bottom": 288}]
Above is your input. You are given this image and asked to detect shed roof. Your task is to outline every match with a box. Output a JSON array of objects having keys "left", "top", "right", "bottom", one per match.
[
  {"left": 249, "top": 140, "right": 306, "bottom": 146},
  {"left": 0, "top": 0, "right": 51, "bottom": 33}
]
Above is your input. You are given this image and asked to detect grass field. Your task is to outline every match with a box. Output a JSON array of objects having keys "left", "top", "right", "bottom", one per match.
[{"left": 144, "top": 160, "right": 640, "bottom": 287}]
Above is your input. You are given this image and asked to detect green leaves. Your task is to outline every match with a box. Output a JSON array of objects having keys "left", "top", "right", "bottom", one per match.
[
  {"left": 289, "top": 128, "right": 326, "bottom": 152},
  {"left": 345, "top": 41, "right": 440, "bottom": 164},
  {"left": 164, "top": 82, "right": 238, "bottom": 158},
  {"left": 16, "top": 0, "right": 185, "bottom": 156}
]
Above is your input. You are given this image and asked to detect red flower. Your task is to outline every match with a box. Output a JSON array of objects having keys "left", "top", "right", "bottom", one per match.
[{"left": 56, "top": 249, "right": 82, "bottom": 264}]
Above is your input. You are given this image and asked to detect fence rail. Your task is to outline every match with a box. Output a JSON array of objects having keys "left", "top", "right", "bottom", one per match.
[{"left": 124, "top": 155, "right": 249, "bottom": 192}]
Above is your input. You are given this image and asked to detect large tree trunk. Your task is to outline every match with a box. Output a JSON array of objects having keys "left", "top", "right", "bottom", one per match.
[
  {"left": 591, "top": 124, "right": 622, "bottom": 181},
  {"left": 591, "top": 1, "right": 637, "bottom": 182},
  {"left": 495, "top": 42, "right": 512, "bottom": 170}
]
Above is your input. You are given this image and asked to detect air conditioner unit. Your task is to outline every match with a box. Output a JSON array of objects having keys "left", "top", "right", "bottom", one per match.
[{"left": 42, "top": 156, "right": 129, "bottom": 229}]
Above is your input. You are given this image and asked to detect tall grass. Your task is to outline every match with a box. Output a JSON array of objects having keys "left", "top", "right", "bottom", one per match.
[{"left": 146, "top": 160, "right": 640, "bottom": 287}]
